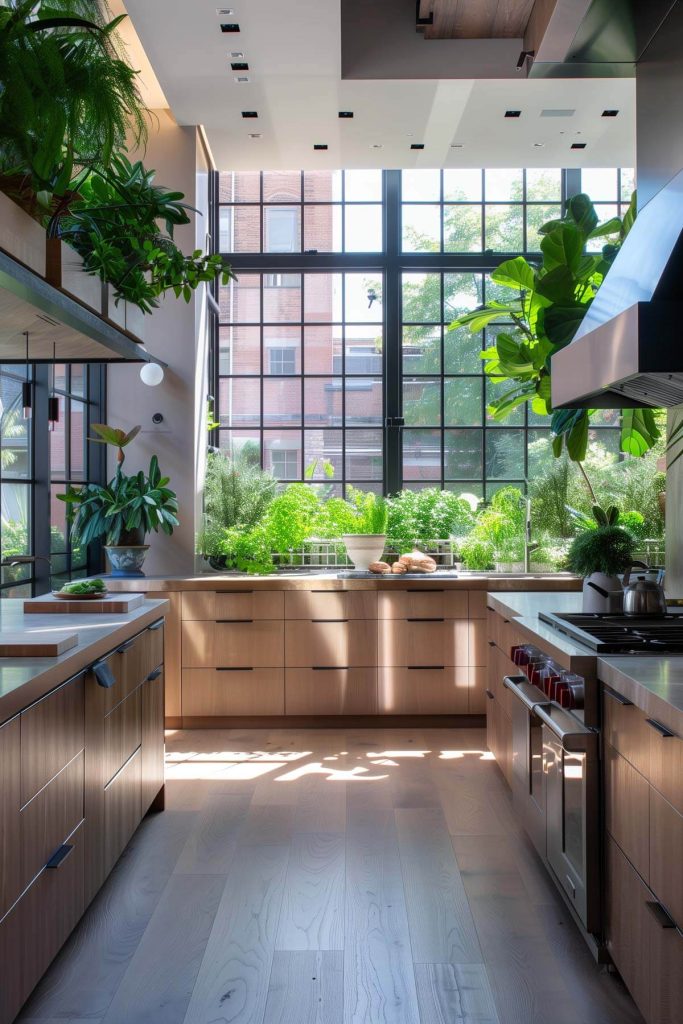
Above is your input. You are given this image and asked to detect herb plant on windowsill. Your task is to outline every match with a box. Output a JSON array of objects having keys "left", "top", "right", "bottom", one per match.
[{"left": 341, "top": 493, "right": 388, "bottom": 572}]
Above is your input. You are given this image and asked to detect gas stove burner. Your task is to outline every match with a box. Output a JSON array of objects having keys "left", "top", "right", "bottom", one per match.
[{"left": 540, "top": 610, "right": 683, "bottom": 654}]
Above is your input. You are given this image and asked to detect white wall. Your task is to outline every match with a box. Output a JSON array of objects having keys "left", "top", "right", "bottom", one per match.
[{"left": 106, "top": 112, "right": 211, "bottom": 575}]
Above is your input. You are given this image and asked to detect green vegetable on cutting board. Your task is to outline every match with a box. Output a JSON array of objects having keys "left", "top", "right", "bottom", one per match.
[{"left": 59, "top": 579, "right": 106, "bottom": 595}]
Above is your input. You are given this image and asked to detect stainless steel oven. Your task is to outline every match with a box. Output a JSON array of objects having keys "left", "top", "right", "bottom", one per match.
[{"left": 505, "top": 674, "right": 600, "bottom": 936}]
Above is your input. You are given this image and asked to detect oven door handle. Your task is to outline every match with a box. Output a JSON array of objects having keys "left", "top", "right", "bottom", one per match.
[
  {"left": 533, "top": 702, "right": 598, "bottom": 754},
  {"left": 503, "top": 675, "right": 549, "bottom": 712}
]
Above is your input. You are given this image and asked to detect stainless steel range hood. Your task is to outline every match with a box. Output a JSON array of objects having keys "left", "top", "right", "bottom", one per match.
[{"left": 552, "top": 168, "right": 683, "bottom": 409}]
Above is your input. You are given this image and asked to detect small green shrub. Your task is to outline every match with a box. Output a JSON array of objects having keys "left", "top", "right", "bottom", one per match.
[
  {"left": 386, "top": 489, "right": 475, "bottom": 551},
  {"left": 566, "top": 525, "right": 635, "bottom": 578},
  {"left": 461, "top": 538, "right": 494, "bottom": 571}
]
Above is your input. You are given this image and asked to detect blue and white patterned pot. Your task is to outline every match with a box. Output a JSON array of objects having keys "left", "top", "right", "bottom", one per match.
[{"left": 105, "top": 545, "right": 150, "bottom": 577}]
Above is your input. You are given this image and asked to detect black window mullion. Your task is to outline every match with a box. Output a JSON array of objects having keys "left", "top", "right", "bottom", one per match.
[
  {"left": 383, "top": 169, "right": 401, "bottom": 496},
  {"left": 32, "top": 364, "right": 51, "bottom": 595}
]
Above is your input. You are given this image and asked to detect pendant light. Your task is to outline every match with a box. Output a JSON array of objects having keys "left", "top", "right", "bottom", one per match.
[
  {"left": 22, "top": 331, "right": 32, "bottom": 419},
  {"left": 48, "top": 342, "right": 59, "bottom": 430}
]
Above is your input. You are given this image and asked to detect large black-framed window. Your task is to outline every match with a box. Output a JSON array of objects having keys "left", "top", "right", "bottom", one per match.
[
  {"left": 0, "top": 362, "right": 106, "bottom": 597},
  {"left": 213, "top": 167, "right": 626, "bottom": 497}
]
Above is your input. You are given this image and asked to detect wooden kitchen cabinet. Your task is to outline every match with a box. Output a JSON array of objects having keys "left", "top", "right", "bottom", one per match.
[
  {"left": 20, "top": 673, "right": 84, "bottom": 805},
  {"left": 604, "top": 741, "right": 650, "bottom": 880},
  {"left": 182, "top": 619, "right": 284, "bottom": 668},
  {"left": 0, "top": 716, "right": 21, "bottom": 920},
  {"left": 103, "top": 747, "right": 142, "bottom": 877},
  {"left": 141, "top": 669, "right": 165, "bottom": 813},
  {"left": 182, "top": 589, "right": 284, "bottom": 621},
  {"left": 182, "top": 667, "right": 285, "bottom": 716},
  {"left": 649, "top": 788, "right": 683, "bottom": 929},
  {"left": 378, "top": 617, "right": 468, "bottom": 667},
  {"left": 606, "top": 835, "right": 652, "bottom": 1021},
  {"left": 20, "top": 750, "right": 84, "bottom": 889},
  {"left": 286, "top": 588, "right": 376, "bottom": 621},
  {"left": 285, "top": 619, "right": 377, "bottom": 668},
  {"left": 286, "top": 668, "right": 377, "bottom": 715},
  {"left": 377, "top": 665, "right": 469, "bottom": 714},
  {"left": 377, "top": 588, "right": 467, "bottom": 620},
  {"left": 603, "top": 686, "right": 652, "bottom": 778},
  {"left": 103, "top": 688, "right": 142, "bottom": 786}
]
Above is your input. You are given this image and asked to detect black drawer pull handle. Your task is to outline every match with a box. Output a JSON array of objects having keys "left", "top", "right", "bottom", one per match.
[
  {"left": 116, "top": 639, "right": 135, "bottom": 654},
  {"left": 407, "top": 617, "right": 444, "bottom": 622},
  {"left": 312, "top": 618, "right": 348, "bottom": 623},
  {"left": 216, "top": 589, "right": 253, "bottom": 594},
  {"left": 46, "top": 843, "right": 73, "bottom": 870},
  {"left": 311, "top": 589, "right": 339, "bottom": 594},
  {"left": 147, "top": 667, "right": 162, "bottom": 681},
  {"left": 407, "top": 665, "right": 445, "bottom": 671},
  {"left": 487, "top": 640, "right": 496, "bottom": 647},
  {"left": 407, "top": 588, "right": 444, "bottom": 593},
  {"left": 646, "top": 900, "right": 677, "bottom": 929},
  {"left": 485, "top": 689, "right": 495, "bottom": 700},
  {"left": 646, "top": 718, "right": 675, "bottom": 738},
  {"left": 217, "top": 666, "right": 253, "bottom": 672},
  {"left": 604, "top": 687, "right": 633, "bottom": 707},
  {"left": 217, "top": 619, "right": 253, "bottom": 624},
  {"left": 312, "top": 666, "right": 347, "bottom": 671},
  {"left": 148, "top": 620, "right": 164, "bottom": 631}
]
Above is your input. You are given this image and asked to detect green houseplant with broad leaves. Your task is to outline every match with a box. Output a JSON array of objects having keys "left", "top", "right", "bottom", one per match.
[
  {"left": 566, "top": 505, "right": 636, "bottom": 612},
  {"left": 0, "top": 0, "right": 147, "bottom": 202},
  {"left": 448, "top": 192, "right": 660, "bottom": 465},
  {"left": 47, "top": 154, "right": 233, "bottom": 313},
  {"left": 58, "top": 425, "right": 179, "bottom": 575}
]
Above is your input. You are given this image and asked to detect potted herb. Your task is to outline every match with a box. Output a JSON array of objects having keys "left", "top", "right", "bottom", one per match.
[
  {"left": 342, "top": 492, "right": 388, "bottom": 571},
  {"left": 460, "top": 538, "right": 494, "bottom": 571},
  {"left": 58, "top": 425, "right": 179, "bottom": 576},
  {"left": 566, "top": 506, "right": 635, "bottom": 612}
]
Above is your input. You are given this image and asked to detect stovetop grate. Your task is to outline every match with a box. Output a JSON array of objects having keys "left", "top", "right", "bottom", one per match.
[{"left": 540, "top": 611, "right": 683, "bottom": 653}]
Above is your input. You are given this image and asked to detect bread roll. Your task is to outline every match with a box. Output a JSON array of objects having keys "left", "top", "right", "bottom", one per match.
[
  {"left": 369, "top": 561, "right": 392, "bottom": 574},
  {"left": 391, "top": 561, "right": 408, "bottom": 574}
]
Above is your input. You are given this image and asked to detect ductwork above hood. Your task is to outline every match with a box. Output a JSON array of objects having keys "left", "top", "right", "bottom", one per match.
[{"left": 552, "top": 168, "right": 683, "bottom": 409}]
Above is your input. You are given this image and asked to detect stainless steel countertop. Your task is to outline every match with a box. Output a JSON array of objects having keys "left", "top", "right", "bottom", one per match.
[{"left": 0, "top": 597, "right": 168, "bottom": 723}]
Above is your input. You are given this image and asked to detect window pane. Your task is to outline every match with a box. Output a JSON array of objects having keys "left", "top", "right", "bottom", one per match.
[
  {"left": 220, "top": 325, "right": 261, "bottom": 375},
  {"left": 263, "top": 378, "right": 302, "bottom": 426},
  {"left": 345, "top": 275, "right": 382, "bottom": 323},
  {"left": 486, "top": 429, "right": 525, "bottom": 479},
  {"left": 264, "top": 206, "right": 301, "bottom": 253},
  {"left": 70, "top": 365, "right": 85, "bottom": 397},
  {"left": 219, "top": 430, "right": 261, "bottom": 464},
  {"left": 219, "top": 378, "right": 261, "bottom": 427},
  {"left": 443, "top": 272, "right": 483, "bottom": 319},
  {"left": 402, "top": 169, "right": 440, "bottom": 201},
  {"left": 1, "top": 374, "right": 31, "bottom": 479},
  {"left": 263, "top": 171, "right": 301, "bottom": 202},
  {"left": 220, "top": 274, "right": 260, "bottom": 322},
  {"left": 485, "top": 204, "right": 523, "bottom": 251},
  {"left": 304, "top": 429, "right": 343, "bottom": 479},
  {"left": 587, "top": 204, "right": 620, "bottom": 251},
  {"left": 263, "top": 276, "right": 301, "bottom": 321},
  {"left": 304, "top": 273, "right": 342, "bottom": 322},
  {"left": 620, "top": 168, "right": 635, "bottom": 202},
  {"left": 345, "top": 429, "right": 383, "bottom": 481},
  {"left": 485, "top": 168, "right": 523, "bottom": 201},
  {"left": 265, "top": 432, "right": 301, "bottom": 481},
  {"left": 526, "top": 168, "right": 562, "bottom": 200},
  {"left": 69, "top": 400, "right": 86, "bottom": 481},
  {"left": 219, "top": 171, "right": 260, "bottom": 202},
  {"left": 445, "top": 377, "right": 483, "bottom": 426},
  {"left": 402, "top": 325, "right": 441, "bottom": 374},
  {"left": 486, "top": 377, "right": 524, "bottom": 426},
  {"left": 303, "top": 204, "right": 342, "bottom": 252},
  {"left": 443, "top": 169, "right": 482, "bottom": 202},
  {"left": 264, "top": 326, "right": 300, "bottom": 374},
  {"left": 445, "top": 429, "right": 483, "bottom": 479},
  {"left": 304, "top": 170, "right": 342, "bottom": 202},
  {"left": 403, "top": 428, "right": 441, "bottom": 481},
  {"left": 345, "top": 378, "right": 382, "bottom": 425},
  {"left": 581, "top": 167, "right": 618, "bottom": 200},
  {"left": 1, "top": 482, "right": 30, "bottom": 587},
  {"left": 49, "top": 396, "right": 67, "bottom": 478},
  {"left": 444, "top": 326, "right": 482, "bottom": 375},
  {"left": 403, "top": 379, "right": 441, "bottom": 426},
  {"left": 304, "top": 325, "right": 342, "bottom": 373},
  {"left": 220, "top": 206, "right": 261, "bottom": 253},
  {"left": 402, "top": 204, "right": 440, "bottom": 251},
  {"left": 403, "top": 273, "right": 441, "bottom": 323},
  {"left": 527, "top": 430, "right": 554, "bottom": 477},
  {"left": 304, "top": 377, "right": 342, "bottom": 426},
  {"left": 345, "top": 169, "right": 382, "bottom": 201},
  {"left": 444, "top": 206, "right": 482, "bottom": 252},
  {"left": 345, "top": 326, "right": 383, "bottom": 373},
  {"left": 526, "top": 204, "right": 561, "bottom": 251},
  {"left": 345, "top": 204, "right": 382, "bottom": 251}
]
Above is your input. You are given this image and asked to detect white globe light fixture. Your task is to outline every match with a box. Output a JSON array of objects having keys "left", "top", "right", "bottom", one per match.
[{"left": 140, "top": 362, "right": 164, "bottom": 387}]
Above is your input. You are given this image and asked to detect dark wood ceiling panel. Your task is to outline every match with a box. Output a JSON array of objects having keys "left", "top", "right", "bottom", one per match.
[{"left": 417, "top": 0, "right": 535, "bottom": 39}]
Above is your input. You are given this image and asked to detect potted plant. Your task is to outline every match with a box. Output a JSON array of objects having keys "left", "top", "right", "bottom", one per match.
[
  {"left": 342, "top": 493, "right": 388, "bottom": 571},
  {"left": 494, "top": 535, "right": 526, "bottom": 574},
  {"left": 566, "top": 506, "right": 636, "bottom": 612},
  {"left": 460, "top": 537, "right": 494, "bottom": 571},
  {"left": 58, "top": 425, "right": 179, "bottom": 576}
]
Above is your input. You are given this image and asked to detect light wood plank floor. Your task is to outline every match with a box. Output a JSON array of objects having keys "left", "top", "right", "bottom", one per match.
[{"left": 19, "top": 727, "right": 643, "bottom": 1024}]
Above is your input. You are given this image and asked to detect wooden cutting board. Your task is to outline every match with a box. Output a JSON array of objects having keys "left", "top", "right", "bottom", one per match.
[
  {"left": 23, "top": 593, "right": 145, "bottom": 615},
  {"left": 0, "top": 632, "right": 79, "bottom": 656}
]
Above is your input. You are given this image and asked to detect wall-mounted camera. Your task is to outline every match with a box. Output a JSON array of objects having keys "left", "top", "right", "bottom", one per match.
[{"left": 152, "top": 412, "right": 164, "bottom": 425}]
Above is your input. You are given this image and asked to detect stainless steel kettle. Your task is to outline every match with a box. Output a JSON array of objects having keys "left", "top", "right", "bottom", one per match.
[{"left": 622, "top": 563, "right": 667, "bottom": 616}]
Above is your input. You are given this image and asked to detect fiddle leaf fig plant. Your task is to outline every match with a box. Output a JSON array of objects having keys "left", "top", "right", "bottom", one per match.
[{"left": 448, "top": 192, "right": 660, "bottom": 463}]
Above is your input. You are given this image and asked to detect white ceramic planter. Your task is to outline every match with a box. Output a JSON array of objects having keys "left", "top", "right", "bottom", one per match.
[
  {"left": 494, "top": 561, "right": 526, "bottom": 574},
  {"left": 0, "top": 191, "right": 45, "bottom": 275},
  {"left": 582, "top": 572, "right": 624, "bottom": 613},
  {"left": 342, "top": 534, "right": 386, "bottom": 572}
]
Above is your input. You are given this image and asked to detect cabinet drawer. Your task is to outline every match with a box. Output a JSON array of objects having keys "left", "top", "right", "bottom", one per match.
[
  {"left": 378, "top": 589, "right": 467, "bottom": 620},
  {"left": 648, "top": 719, "right": 683, "bottom": 816},
  {"left": 285, "top": 668, "right": 377, "bottom": 715},
  {"left": 182, "top": 590, "right": 283, "bottom": 621},
  {"left": 21, "top": 674, "right": 84, "bottom": 805},
  {"left": 0, "top": 716, "right": 21, "bottom": 921},
  {"left": 469, "top": 666, "right": 487, "bottom": 714},
  {"left": 650, "top": 788, "right": 683, "bottom": 929},
  {"left": 650, "top": 902, "right": 683, "bottom": 1024},
  {"left": 285, "top": 589, "right": 375, "bottom": 621},
  {"left": 469, "top": 619, "right": 488, "bottom": 667},
  {"left": 182, "top": 668, "right": 285, "bottom": 716},
  {"left": 141, "top": 670, "right": 165, "bottom": 813},
  {"left": 378, "top": 618, "right": 468, "bottom": 667},
  {"left": 605, "top": 834, "right": 652, "bottom": 1022},
  {"left": 604, "top": 742, "right": 649, "bottom": 880},
  {"left": 103, "top": 689, "right": 142, "bottom": 787},
  {"left": 104, "top": 748, "right": 142, "bottom": 877},
  {"left": 603, "top": 686, "right": 652, "bottom": 778},
  {"left": 285, "top": 619, "right": 377, "bottom": 668},
  {"left": 20, "top": 750, "right": 84, "bottom": 891},
  {"left": 182, "top": 619, "right": 284, "bottom": 668},
  {"left": 377, "top": 666, "right": 469, "bottom": 714},
  {"left": 468, "top": 590, "right": 488, "bottom": 619},
  {"left": 95, "top": 622, "right": 164, "bottom": 715}
]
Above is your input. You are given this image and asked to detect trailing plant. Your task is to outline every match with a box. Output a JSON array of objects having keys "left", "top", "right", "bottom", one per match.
[
  {"left": 566, "top": 524, "right": 636, "bottom": 578},
  {"left": 449, "top": 192, "right": 660, "bottom": 462},
  {"left": 58, "top": 424, "right": 178, "bottom": 546},
  {"left": 47, "top": 154, "right": 233, "bottom": 312},
  {"left": 0, "top": 0, "right": 147, "bottom": 197}
]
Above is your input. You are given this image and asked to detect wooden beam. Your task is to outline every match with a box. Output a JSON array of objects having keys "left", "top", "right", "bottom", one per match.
[{"left": 524, "top": 0, "right": 594, "bottom": 62}]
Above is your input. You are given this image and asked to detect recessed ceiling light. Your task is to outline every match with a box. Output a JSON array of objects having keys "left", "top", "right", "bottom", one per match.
[
  {"left": 241, "top": 110, "right": 258, "bottom": 118},
  {"left": 338, "top": 111, "right": 354, "bottom": 119},
  {"left": 370, "top": 143, "right": 383, "bottom": 149},
  {"left": 313, "top": 143, "right": 328, "bottom": 150},
  {"left": 450, "top": 143, "right": 463, "bottom": 148},
  {"left": 234, "top": 76, "right": 249, "bottom": 82},
  {"left": 571, "top": 142, "right": 587, "bottom": 149},
  {"left": 505, "top": 110, "right": 522, "bottom": 118},
  {"left": 230, "top": 51, "right": 244, "bottom": 58},
  {"left": 231, "top": 62, "right": 248, "bottom": 70},
  {"left": 249, "top": 133, "right": 261, "bottom": 139},
  {"left": 220, "top": 23, "right": 240, "bottom": 32},
  {"left": 602, "top": 109, "right": 619, "bottom": 117},
  {"left": 533, "top": 142, "right": 545, "bottom": 147},
  {"left": 410, "top": 143, "right": 424, "bottom": 150},
  {"left": 216, "top": 8, "right": 234, "bottom": 14}
]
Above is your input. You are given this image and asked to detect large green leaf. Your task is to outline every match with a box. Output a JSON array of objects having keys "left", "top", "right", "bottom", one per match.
[
  {"left": 535, "top": 265, "right": 576, "bottom": 305},
  {"left": 490, "top": 256, "right": 536, "bottom": 292},
  {"left": 540, "top": 303, "right": 587, "bottom": 349},
  {"left": 621, "top": 408, "right": 661, "bottom": 456},
  {"left": 540, "top": 223, "right": 583, "bottom": 272},
  {"left": 566, "top": 193, "right": 599, "bottom": 236}
]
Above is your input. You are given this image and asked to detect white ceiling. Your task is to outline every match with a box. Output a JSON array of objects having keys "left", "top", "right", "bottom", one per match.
[{"left": 122, "top": 0, "right": 636, "bottom": 171}]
